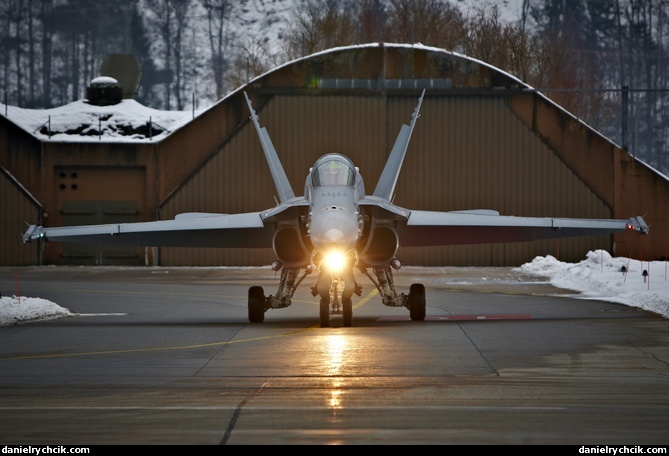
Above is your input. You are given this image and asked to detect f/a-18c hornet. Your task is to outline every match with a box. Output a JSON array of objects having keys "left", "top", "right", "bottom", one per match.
[{"left": 23, "top": 89, "right": 649, "bottom": 327}]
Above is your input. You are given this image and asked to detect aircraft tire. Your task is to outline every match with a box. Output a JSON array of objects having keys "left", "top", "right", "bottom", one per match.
[
  {"left": 320, "top": 298, "right": 330, "bottom": 328},
  {"left": 248, "top": 286, "right": 265, "bottom": 323},
  {"left": 343, "top": 297, "right": 352, "bottom": 327},
  {"left": 408, "top": 283, "right": 426, "bottom": 321}
]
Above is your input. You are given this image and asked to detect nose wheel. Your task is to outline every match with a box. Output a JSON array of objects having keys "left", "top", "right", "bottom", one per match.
[
  {"left": 319, "top": 297, "right": 353, "bottom": 327},
  {"left": 320, "top": 298, "right": 330, "bottom": 327},
  {"left": 342, "top": 297, "right": 352, "bottom": 327}
]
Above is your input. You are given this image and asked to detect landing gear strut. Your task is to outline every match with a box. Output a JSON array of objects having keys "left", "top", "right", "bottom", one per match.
[
  {"left": 359, "top": 266, "right": 426, "bottom": 321},
  {"left": 317, "top": 271, "right": 357, "bottom": 328},
  {"left": 246, "top": 261, "right": 426, "bottom": 325}
]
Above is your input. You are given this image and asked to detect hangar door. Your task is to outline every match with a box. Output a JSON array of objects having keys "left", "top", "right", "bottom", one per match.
[
  {"left": 54, "top": 166, "right": 145, "bottom": 265},
  {"left": 60, "top": 200, "right": 140, "bottom": 265}
]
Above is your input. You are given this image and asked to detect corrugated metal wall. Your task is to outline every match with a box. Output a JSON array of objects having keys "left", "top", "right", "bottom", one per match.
[
  {"left": 159, "top": 93, "right": 612, "bottom": 267},
  {"left": 396, "top": 95, "right": 611, "bottom": 265},
  {"left": 159, "top": 95, "right": 388, "bottom": 266},
  {"left": 1, "top": 168, "right": 41, "bottom": 265}
]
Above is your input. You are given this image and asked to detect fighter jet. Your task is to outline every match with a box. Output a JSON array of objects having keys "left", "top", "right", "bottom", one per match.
[{"left": 22, "top": 89, "right": 649, "bottom": 327}]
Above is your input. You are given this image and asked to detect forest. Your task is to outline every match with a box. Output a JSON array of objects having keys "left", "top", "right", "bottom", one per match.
[{"left": 1, "top": 0, "right": 667, "bottom": 175}]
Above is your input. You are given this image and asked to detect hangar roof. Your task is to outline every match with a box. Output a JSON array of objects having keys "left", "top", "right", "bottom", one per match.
[
  {"left": 0, "top": 42, "right": 663, "bottom": 182},
  {"left": 0, "top": 43, "right": 530, "bottom": 144}
]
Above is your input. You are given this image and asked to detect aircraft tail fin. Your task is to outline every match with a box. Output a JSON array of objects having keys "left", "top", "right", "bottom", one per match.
[
  {"left": 372, "top": 89, "right": 426, "bottom": 201},
  {"left": 244, "top": 92, "right": 296, "bottom": 203}
]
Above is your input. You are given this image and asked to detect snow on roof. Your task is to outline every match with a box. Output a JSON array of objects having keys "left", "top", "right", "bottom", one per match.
[
  {"left": 0, "top": 98, "right": 202, "bottom": 143},
  {"left": 90, "top": 76, "right": 119, "bottom": 86}
]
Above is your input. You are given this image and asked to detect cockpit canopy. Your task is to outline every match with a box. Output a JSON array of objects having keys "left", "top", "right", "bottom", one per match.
[{"left": 311, "top": 154, "right": 356, "bottom": 187}]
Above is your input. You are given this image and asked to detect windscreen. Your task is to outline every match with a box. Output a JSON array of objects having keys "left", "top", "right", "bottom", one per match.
[{"left": 312, "top": 158, "right": 355, "bottom": 187}]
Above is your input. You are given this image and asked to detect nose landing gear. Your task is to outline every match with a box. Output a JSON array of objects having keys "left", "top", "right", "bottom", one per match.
[{"left": 319, "top": 276, "right": 354, "bottom": 328}]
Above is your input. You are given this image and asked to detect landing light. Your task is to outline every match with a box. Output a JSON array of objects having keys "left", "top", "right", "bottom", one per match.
[{"left": 323, "top": 250, "right": 346, "bottom": 273}]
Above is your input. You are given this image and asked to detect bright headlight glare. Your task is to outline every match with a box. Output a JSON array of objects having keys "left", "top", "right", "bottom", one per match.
[{"left": 323, "top": 250, "right": 346, "bottom": 273}]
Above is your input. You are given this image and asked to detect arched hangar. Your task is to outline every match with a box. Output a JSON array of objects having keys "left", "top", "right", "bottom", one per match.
[{"left": 2, "top": 43, "right": 663, "bottom": 266}]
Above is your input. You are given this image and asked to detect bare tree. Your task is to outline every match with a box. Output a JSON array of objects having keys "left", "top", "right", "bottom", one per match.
[
  {"left": 356, "top": 0, "right": 389, "bottom": 44},
  {"left": 172, "top": 1, "right": 190, "bottom": 109},
  {"left": 385, "top": 0, "right": 466, "bottom": 50},
  {"left": 201, "top": 0, "right": 233, "bottom": 99},
  {"left": 144, "top": 0, "right": 175, "bottom": 108},
  {"left": 38, "top": 0, "right": 54, "bottom": 108},
  {"left": 226, "top": 38, "right": 276, "bottom": 90},
  {"left": 1, "top": 0, "right": 26, "bottom": 106},
  {"left": 465, "top": 3, "right": 510, "bottom": 66},
  {"left": 282, "top": 0, "right": 358, "bottom": 60}
]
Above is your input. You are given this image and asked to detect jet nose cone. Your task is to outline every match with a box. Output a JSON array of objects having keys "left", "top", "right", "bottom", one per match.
[{"left": 323, "top": 228, "right": 345, "bottom": 244}]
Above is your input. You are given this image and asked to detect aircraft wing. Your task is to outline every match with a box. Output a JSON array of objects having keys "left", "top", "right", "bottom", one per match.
[
  {"left": 395, "top": 209, "right": 649, "bottom": 247},
  {"left": 22, "top": 212, "right": 276, "bottom": 248},
  {"left": 21, "top": 92, "right": 312, "bottom": 252}
]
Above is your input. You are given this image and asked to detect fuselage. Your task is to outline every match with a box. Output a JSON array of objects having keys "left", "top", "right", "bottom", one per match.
[{"left": 305, "top": 154, "right": 365, "bottom": 259}]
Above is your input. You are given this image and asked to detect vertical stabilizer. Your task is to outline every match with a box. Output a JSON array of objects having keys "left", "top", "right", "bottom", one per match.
[
  {"left": 372, "top": 89, "right": 425, "bottom": 201},
  {"left": 244, "top": 92, "right": 296, "bottom": 203}
]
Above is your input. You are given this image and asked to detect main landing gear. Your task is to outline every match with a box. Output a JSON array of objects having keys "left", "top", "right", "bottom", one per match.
[
  {"left": 408, "top": 283, "right": 426, "bottom": 321},
  {"left": 246, "top": 265, "right": 427, "bottom": 327},
  {"left": 248, "top": 286, "right": 266, "bottom": 323}
]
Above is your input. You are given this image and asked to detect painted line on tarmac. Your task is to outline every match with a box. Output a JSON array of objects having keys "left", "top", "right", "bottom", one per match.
[
  {"left": 0, "top": 326, "right": 319, "bottom": 361},
  {"left": 378, "top": 314, "right": 532, "bottom": 321}
]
